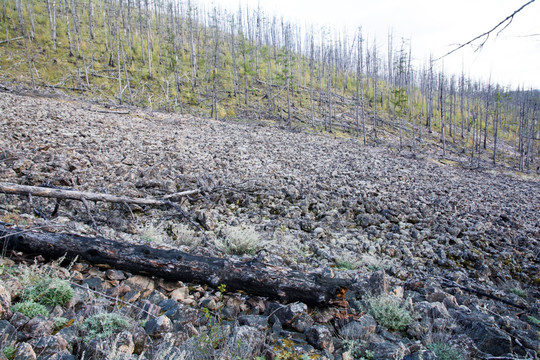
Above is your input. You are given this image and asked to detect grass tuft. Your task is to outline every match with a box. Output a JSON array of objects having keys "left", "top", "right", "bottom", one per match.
[
  {"left": 81, "top": 313, "right": 131, "bottom": 341},
  {"left": 428, "top": 342, "right": 464, "bottom": 360},
  {"left": 169, "top": 223, "right": 201, "bottom": 247},
  {"left": 215, "top": 225, "right": 262, "bottom": 255},
  {"left": 11, "top": 300, "right": 50, "bottom": 318},
  {"left": 23, "top": 277, "right": 74, "bottom": 307}
]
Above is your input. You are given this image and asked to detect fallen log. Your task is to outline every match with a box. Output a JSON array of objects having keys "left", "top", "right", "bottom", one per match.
[
  {"left": 0, "top": 223, "right": 352, "bottom": 306},
  {"left": 0, "top": 182, "right": 200, "bottom": 206}
]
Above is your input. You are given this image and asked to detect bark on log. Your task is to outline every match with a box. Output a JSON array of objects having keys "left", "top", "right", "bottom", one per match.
[{"left": 0, "top": 223, "right": 352, "bottom": 306}]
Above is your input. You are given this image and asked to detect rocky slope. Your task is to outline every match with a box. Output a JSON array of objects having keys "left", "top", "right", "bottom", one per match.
[{"left": 0, "top": 89, "right": 539, "bottom": 359}]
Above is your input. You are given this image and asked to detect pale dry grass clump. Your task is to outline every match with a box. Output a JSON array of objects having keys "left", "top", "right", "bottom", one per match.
[
  {"left": 169, "top": 223, "right": 202, "bottom": 247},
  {"left": 138, "top": 223, "right": 166, "bottom": 244},
  {"left": 214, "top": 225, "right": 262, "bottom": 255}
]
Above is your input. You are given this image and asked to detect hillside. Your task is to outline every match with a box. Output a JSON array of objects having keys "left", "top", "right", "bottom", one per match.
[
  {"left": 1, "top": 89, "right": 539, "bottom": 359},
  {"left": 1, "top": 0, "right": 539, "bottom": 172}
]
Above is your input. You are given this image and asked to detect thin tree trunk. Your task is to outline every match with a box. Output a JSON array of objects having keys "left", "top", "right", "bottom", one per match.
[
  {"left": 145, "top": 0, "right": 152, "bottom": 79},
  {"left": 493, "top": 97, "right": 499, "bottom": 164},
  {"left": 26, "top": 0, "right": 35, "bottom": 39},
  {"left": 439, "top": 72, "right": 446, "bottom": 157},
  {"left": 16, "top": 0, "right": 35, "bottom": 89},
  {"left": 46, "top": 0, "right": 57, "bottom": 52}
]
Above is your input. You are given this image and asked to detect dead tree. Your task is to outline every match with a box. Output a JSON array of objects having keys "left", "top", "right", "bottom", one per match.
[{"left": 0, "top": 223, "right": 352, "bottom": 306}]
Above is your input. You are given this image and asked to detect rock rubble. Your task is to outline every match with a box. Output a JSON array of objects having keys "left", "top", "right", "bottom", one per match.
[{"left": 0, "top": 91, "right": 539, "bottom": 359}]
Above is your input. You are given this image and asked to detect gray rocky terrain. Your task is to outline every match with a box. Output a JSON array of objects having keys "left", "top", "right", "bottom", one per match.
[{"left": 0, "top": 90, "right": 539, "bottom": 359}]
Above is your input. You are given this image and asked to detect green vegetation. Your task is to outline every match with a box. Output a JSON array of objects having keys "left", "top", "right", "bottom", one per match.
[
  {"left": 53, "top": 316, "right": 70, "bottom": 332},
  {"left": 362, "top": 295, "right": 412, "bottom": 331},
  {"left": 23, "top": 277, "right": 74, "bottom": 307},
  {"left": 509, "top": 287, "right": 526, "bottom": 298},
  {"left": 81, "top": 313, "right": 131, "bottom": 341},
  {"left": 11, "top": 300, "right": 50, "bottom": 318},
  {"left": 335, "top": 259, "right": 360, "bottom": 270},
  {"left": 342, "top": 339, "right": 374, "bottom": 360},
  {"left": 428, "top": 342, "right": 464, "bottom": 360},
  {"left": 2, "top": 346, "right": 16, "bottom": 360},
  {"left": 527, "top": 315, "right": 540, "bottom": 327}
]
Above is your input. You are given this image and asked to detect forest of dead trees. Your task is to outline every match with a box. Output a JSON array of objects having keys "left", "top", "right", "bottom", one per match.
[{"left": 1, "top": 0, "right": 539, "bottom": 171}]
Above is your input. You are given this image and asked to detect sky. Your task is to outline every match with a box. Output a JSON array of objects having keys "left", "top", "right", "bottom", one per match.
[{"left": 197, "top": 0, "right": 540, "bottom": 89}]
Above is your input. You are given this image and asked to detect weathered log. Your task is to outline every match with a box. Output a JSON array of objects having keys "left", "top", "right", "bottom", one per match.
[
  {"left": 0, "top": 182, "right": 200, "bottom": 206},
  {"left": 0, "top": 223, "right": 352, "bottom": 306}
]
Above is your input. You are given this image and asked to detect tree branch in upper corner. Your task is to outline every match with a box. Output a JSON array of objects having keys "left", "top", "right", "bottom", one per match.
[{"left": 436, "top": 0, "right": 536, "bottom": 61}]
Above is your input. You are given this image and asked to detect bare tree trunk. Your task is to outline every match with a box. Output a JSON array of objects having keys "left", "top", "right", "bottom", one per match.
[
  {"left": 309, "top": 33, "right": 315, "bottom": 127},
  {"left": 210, "top": 7, "right": 219, "bottom": 120},
  {"left": 460, "top": 71, "right": 465, "bottom": 138},
  {"left": 64, "top": 0, "right": 74, "bottom": 57},
  {"left": 439, "top": 72, "right": 446, "bottom": 157},
  {"left": 188, "top": 0, "right": 197, "bottom": 89},
  {"left": 372, "top": 42, "right": 378, "bottom": 139},
  {"left": 483, "top": 81, "right": 491, "bottom": 149},
  {"left": 145, "top": 0, "right": 152, "bottom": 79},
  {"left": 241, "top": 34, "right": 248, "bottom": 108},
  {"left": 26, "top": 0, "right": 35, "bottom": 39},
  {"left": 137, "top": 0, "right": 145, "bottom": 65},
  {"left": 120, "top": 35, "right": 133, "bottom": 105},
  {"left": 230, "top": 15, "right": 238, "bottom": 99},
  {"left": 46, "top": 0, "right": 57, "bottom": 52},
  {"left": 87, "top": 0, "right": 93, "bottom": 40},
  {"left": 116, "top": 12, "right": 122, "bottom": 104},
  {"left": 16, "top": 0, "right": 35, "bottom": 89},
  {"left": 493, "top": 92, "right": 499, "bottom": 164},
  {"left": 427, "top": 55, "right": 434, "bottom": 133}
]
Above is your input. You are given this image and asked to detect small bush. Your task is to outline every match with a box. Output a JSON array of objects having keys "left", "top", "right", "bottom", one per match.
[
  {"left": 363, "top": 295, "right": 412, "bottom": 331},
  {"left": 81, "top": 313, "right": 131, "bottom": 341},
  {"left": 11, "top": 300, "right": 50, "bottom": 318},
  {"left": 510, "top": 287, "right": 526, "bottom": 298},
  {"left": 24, "top": 277, "right": 74, "bottom": 307},
  {"left": 2, "top": 345, "right": 16, "bottom": 360},
  {"left": 342, "top": 340, "right": 374, "bottom": 360},
  {"left": 428, "top": 342, "right": 464, "bottom": 360},
  {"left": 215, "top": 226, "right": 261, "bottom": 255},
  {"left": 335, "top": 259, "right": 359, "bottom": 270}
]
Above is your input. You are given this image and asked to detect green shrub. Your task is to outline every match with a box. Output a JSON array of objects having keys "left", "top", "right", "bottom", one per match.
[
  {"left": 428, "top": 342, "right": 464, "bottom": 360},
  {"left": 363, "top": 295, "right": 412, "bottom": 331},
  {"left": 23, "top": 277, "right": 74, "bottom": 307},
  {"left": 342, "top": 340, "right": 374, "bottom": 360},
  {"left": 11, "top": 300, "right": 50, "bottom": 318},
  {"left": 215, "top": 226, "right": 261, "bottom": 255},
  {"left": 53, "top": 317, "right": 70, "bottom": 331},
  {"left": 2, "top": 345, "right": 16, "bottom": 360},
  {"left": 335, "top": 259, "right": 359, "bottom": 270},
  {"left": 81, "top": 313, "right": 131, "bottom": 341},
  {"left": 527, "top": 315, "right": 540, "bottom": 327},
  {"left": 510, "top": 287, "right": 526, "bottom": 298}
]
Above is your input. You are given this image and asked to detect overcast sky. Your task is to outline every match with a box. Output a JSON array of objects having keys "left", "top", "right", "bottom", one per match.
[{"left": 197, "top": 0, "right": 540, "bottom": 89}]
